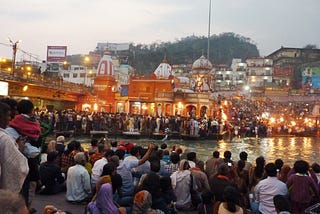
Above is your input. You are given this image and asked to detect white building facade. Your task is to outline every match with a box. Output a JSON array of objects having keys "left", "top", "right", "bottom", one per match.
[{"left": 246, "top": 57, "right": 273, "bottom": 88}]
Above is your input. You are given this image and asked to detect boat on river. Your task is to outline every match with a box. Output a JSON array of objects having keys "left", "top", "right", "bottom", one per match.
[
  {"left": 181, "top": 132, "right": 224, "bottom": 141},
  {"left": 122, "top": 131, "right": 141, "bottom": 139}
]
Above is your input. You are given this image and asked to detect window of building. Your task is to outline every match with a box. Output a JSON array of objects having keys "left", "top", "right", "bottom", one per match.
[
  {"left": 63, "top": 73, "right": 70, "bottom": 78},
  {"left": 216, "top": 74, "right": 223, "bottom": 80},
  {"left": 80, "top": 73, "right": 85, "bottom": 78},
  {"left": 73, "top": 73, "right": 78, "bottom": 78}
]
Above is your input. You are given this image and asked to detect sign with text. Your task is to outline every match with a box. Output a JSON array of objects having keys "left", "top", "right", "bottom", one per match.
[
  {"left": 0, "top": 81, "right": 8, "bottom": 96},
  {"left": 302, "top": 66, "right": 320, "bottom": 89},
  {"left": 47, "top": 46, "right": 67, "bottom": 62}
]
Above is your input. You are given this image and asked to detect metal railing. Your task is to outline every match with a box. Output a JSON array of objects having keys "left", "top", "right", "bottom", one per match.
[{"left": 0, "top": 70, "right": 92, "bottom": 94}]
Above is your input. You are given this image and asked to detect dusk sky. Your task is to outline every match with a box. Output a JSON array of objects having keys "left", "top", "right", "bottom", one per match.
[{"left": 0, "top": 0, "right": 319, "bottom": 61}]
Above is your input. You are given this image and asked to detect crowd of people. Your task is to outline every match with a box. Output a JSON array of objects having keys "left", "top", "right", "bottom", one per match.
[
  {"left": 1, "top": 97, "right": 320, "bottom": 214},
  {"left": 33, "top": 96, "right": 319, "bottom": 141}
]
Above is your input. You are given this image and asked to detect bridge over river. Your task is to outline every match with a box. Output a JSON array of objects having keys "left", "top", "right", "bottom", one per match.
[{"left": 0, "top": 69, "right": 92, "bottom": 106}]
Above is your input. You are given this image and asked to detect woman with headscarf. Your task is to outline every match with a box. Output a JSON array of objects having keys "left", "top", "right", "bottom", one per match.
[
  {"left": 86, "top": 183, "right": 126, "bottom": 214},
  {"left": 170, "top": 159, "right": 193, "bottom": 210},
  {"left": 91, "top": 162, "right": 114, "bottom": 201},
  {"left": 132, "top": 190, "right": 164, "bottom": 214}
]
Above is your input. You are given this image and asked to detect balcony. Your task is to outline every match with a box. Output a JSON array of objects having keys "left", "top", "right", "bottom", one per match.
[{"left": 236, "top": 68, "right": 246, "bottom": 71}]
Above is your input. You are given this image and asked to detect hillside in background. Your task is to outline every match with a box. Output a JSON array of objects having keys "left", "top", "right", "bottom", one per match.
[{"left": 128, "top": 32, "right": 260, "bottom": 75}]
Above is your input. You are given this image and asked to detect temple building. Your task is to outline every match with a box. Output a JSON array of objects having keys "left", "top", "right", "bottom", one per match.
[
  {"left": 76, "top": 54, "right": 220, "bottom": 118},
  {"left": 78, "top": 50, "right": 117, "bottom": 112},
  {"left": 189, "top": 55, "right": 214, "bottom": 92},
  {"left": 127, "top": 57, "right": 177, "bottom": 116},
  {"left": 120, "top": 55, "right": 217, "bottom": 118}
]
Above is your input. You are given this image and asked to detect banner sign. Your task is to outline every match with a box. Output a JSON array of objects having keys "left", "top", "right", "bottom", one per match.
[{"left": 47, "top": 46, "right": 67, "bottom": 62}]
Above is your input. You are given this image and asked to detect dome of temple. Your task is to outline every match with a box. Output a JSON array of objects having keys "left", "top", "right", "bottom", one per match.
[
  {"left": 97, "top": 50, "right": 114, "bottom": 76},
  {"left": 154, "top": 57, "right": 172, "bottom": 79},
  {"left": 192, "top": 55, "right": 212, "bottom": 73}
]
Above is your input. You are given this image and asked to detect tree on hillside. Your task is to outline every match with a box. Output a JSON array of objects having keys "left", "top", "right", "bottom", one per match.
[
  {"left": 303, "top": 44, "right": 318, "bottom": 49},
  {"left": 128, "top": 32, "right": 260, "bottom": 75}
]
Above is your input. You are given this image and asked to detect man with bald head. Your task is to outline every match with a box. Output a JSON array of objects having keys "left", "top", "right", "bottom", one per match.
[{"left": 66, "top": 152, "right": 92, "bottom": 202}]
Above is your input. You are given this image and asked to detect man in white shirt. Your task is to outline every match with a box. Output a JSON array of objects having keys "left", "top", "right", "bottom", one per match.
[
  {"left": 66, "top": 152, "right": 91, "bottom": 202},
  {"left": 254, "top": 163, "right": 288, "bottom": 214},
  {"left": 118, "top": 144, "right": 154, "bottom": 197},
  {"left": 91, "top": 149, "right": 115, "bottom": 189}
]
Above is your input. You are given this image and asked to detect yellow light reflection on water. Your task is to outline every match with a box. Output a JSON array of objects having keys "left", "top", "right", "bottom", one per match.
[
  {"left": 268, "top": 138, "right": 275, "bottom": 148},
  {"left": 277, "top": 138, "right": 283, "bottom": 147},
  {"left": 290, "top": 138, "right": 296, "bottom": 147},
  {"left": 219, "top": 142, "right": 227, "bottom": 151},
  {"left": 303, "top": 137, "right": 312, "bottom": 150}
]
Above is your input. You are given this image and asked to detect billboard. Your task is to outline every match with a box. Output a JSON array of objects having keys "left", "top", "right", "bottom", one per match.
[
  {"left": 302, "top": 66, "right": 320, "bottom": 89},
  {"left": 47, "top": 46, "right": 67, "bottom": 62},
  {"left": 96, "top": 43, "right": 130, "bottom": 52},
  {"left": 0, "top": 81, "right": 8, "bottom": 96}
]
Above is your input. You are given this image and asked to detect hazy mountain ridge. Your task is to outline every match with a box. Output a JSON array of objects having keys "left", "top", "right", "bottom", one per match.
[{"left": 128, "top": 32, "right": 260, "bottom": 74}]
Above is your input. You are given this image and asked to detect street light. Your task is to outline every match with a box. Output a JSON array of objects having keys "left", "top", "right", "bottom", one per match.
[
  {"left": 26, "top": 66, "right": 32, "bottom": 79},
  {"left": 8, "top": 38, "right": 21, "bottom": 76},
  {"left": 87, "top": 70, "right": 93, "bottom": 86},
  {"left": 83, "top": 56, "right": 90, "bottom": 85},
  {"left": 0, "top": 58, "right": 6, "bottom": 72}
]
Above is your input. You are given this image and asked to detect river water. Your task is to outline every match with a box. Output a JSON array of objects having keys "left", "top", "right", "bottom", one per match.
[{"left": 80, "top": 136, "right": 320, "bottom": 166}]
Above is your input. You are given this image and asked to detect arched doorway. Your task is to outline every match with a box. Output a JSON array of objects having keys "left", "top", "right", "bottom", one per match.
[
  {"left": 186, "top": 105, "right": 196, "bottom": 118},
  {"left": 200, "top": 106, "right": 208, "bottom": 118},
  {"left": 157, "top": 103, "right": 162, "bottom": 117},
  {"left": 165, "top": 103, "right": 171, "bottom": 116}
]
